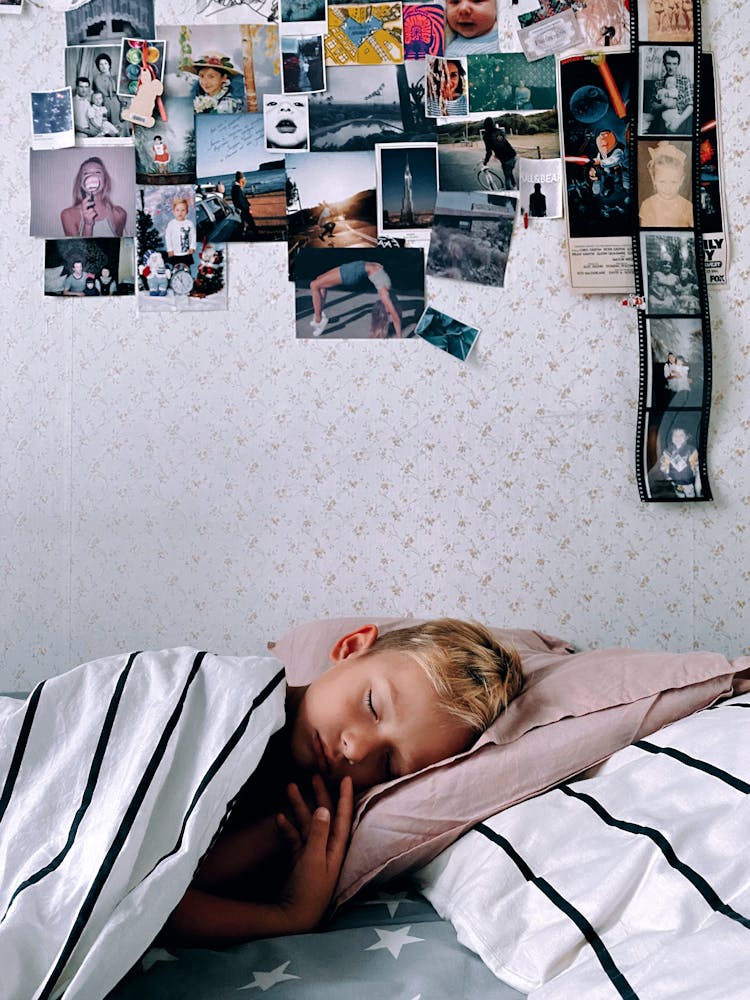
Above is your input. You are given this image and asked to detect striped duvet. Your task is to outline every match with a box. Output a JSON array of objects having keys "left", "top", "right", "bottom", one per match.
[
  {"left": 417, "top": 695, "right": 750, "bottom": 999},
  {"left": 0, "top": 649, "right": 286, "bottom": 1000}
]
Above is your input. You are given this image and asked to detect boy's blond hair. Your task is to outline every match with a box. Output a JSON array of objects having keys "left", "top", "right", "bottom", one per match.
[
  {"left": 172, "top": 196, "right": 189, "bottom": 210},
  {"left": 366, "top": 618, "right": 523, "bottom": 732}
]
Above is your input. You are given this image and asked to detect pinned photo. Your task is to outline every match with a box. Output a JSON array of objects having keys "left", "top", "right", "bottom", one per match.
[
  {"left": 65, "top": 46, "right": 131, "bottom": 141},
  {"left": 44, "top": 238, "right": 135, "bottom": 297},
  {"left": 161, "top": 24, "right": 280, "bottom": 114},
  {"left": 638, "top": 139, "right": 693, "bottom": 228},
  {"left": 403, "top": 3, "right": 445, "bottom": 60},
  {"left": 325, "top": 4, "right": 404, "bottom": 67},
  {"left": 0, "top": 0, "right": 23, "bottom": 14},
  {"left": 134, "top": 99, "right": 196, "bottom": 184},
  {"left": 444, "top": 0, "right": 498, "bottom": 56},
  {"left": 282, "top": 36, "right": 326, "bottom": 94},
  {"left": 65, "top": 0, "right": 155, "bottom": 46},
  {"left": 518, "top": 157, "right": 562, "bottom": 218},
  {"left": 376, "top": 143, "right": 438, "bottom": 239},
  {"left": 286, "top": 151, "right": 377, "bottom": 253},
  {"left": 196, "top": 113, "right": 287, "bottom": 242},
  {"left": 427, "top": 190, "right": 517, "bottom": 286},
  {"left": 467, "top": 53, "right": 556, "bottom": 114},
  {"left": 30, "top": 147, "right": 136, "bottom": 239},
  {"left": 517, "top": 6, "right": 584, "bottom": 61},
  {"left": 308, "top": 63, "right": 434, "bottom": 152},
  {"left": 280, "top": 0, "right": 327, "bottom": 36},
  {"left": 437, "top": 113, "right": 559, "bottom": 194},
  {"left": 264, "top": 94, "right": 309, "bottom": 152},
  {"left": 197, "top": 0, "right": 278, "bottom": 23},
  {"left": 641, "top": 232, "right": 700, "bottom": 315},
  {"left": 571, "top": 0, "right": 630, "bottom": 50},
  {"left": 30, "top": 89, "right": 74, "bottom": 151},
  {"left": 425, "top": 57, "right": 468, "bottom": 117},
  {"left": 118, "top": 38, "right": 166, "bottom": 98},
  {"left": 293, "top": 247, "right": 425, "bottom": 339},
  {"left": 415, "top": 306, "right": 480, "bottom": 361}
]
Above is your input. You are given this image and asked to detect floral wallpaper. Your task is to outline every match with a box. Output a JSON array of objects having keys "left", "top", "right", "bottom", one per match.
[{"left": 1, "top": 0, "right": 748, "bottom": 690}]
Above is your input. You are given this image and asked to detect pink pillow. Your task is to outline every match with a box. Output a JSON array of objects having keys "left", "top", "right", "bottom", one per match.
[{"left": 268, "top": 619, "right": 740, "bottom": 909}]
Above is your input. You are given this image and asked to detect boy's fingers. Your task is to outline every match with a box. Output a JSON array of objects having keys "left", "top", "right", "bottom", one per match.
[
  {"left": 276, "top": 812, "right": 302, "bottom": 851},
  {"left": 312, "top": 773, "right": 333, "bottom": 813},
  {"left": 304, "top": 806, "right": 331, "bottom": 860},
  {"left": 287, "top": 782, "right": 312, "bottom": 835},
  {"left": 329, "top": 776, "right": 354, "bottom": 862}
]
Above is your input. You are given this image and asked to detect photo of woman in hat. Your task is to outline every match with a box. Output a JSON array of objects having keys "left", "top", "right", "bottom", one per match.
[{"left": 189, "top": 52, "right": 246, "bottom": 114}]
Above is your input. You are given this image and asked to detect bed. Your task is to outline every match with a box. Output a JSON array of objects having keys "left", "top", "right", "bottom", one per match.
[{"left": 1, "top": 620, "right": 747, "bottom": 999}]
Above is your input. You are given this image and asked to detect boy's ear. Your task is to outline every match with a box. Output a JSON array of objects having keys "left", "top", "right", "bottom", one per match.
[{"left": 329, "top": 624, "right": 379, "bottom": 662}]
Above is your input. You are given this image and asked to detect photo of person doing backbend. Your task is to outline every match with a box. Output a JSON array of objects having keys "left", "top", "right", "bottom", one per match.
[{"left": 309, "top": 260, "right": 403, "bottom": 338}]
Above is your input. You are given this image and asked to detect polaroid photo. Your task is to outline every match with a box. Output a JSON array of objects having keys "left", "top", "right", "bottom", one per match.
[
  {"left": 264, "top": 94, "right": 310, "bottom": 152},
  {"left": 641, "top": 231, "right": 700, "bottom": 316},
  {"left": 309, "top": 62, "right": 434, "bottom": 151},
  {"left": 66, "top": 0, "right": 155, "bottom": 46},
  {"left": 403, "top": 3, "right": 445, "bottom": 60},
  {"left": 293, "top": 247, "right": 426, "bottom": 339},
  {"left": 195, "top": 112, "right": 287, "bottom": 242},
  {"left": 65, "top": 45, "right": 132, "bottom": 142},
  {"left": 282, "top": 35, "right": 327, "bottom": 94},
  {"left": 427, "top": 190, "right": 517, "bottom": 286},
  {"left": 646, "top": 317, "right": 704, "bottom": 409},
  {"left": 118, "top": 39, "right": 166, "bottom": 98},
  {"left": 376, "top": 142, "right": 438, "bottom": 239},
  {"left": 639, "top": 44, "right": 695, "bottom": 137},
  {"left": 30, "top": 146, "right": 136, "bottom": 239},
  {"left": 286, "top": 150, "right": 377, "bottom": 252},
  {"left": 638, "top": 139, "right": 693, "bottom": 229},
  {"left": 44, "top": 238, "right": 135, "bottom": 297},
  {"left": 518, "top": 157, "right": 562, "bottom": 219},
  {"left": 0, "top": 0, "right": 23, "bottom": 15},
  {"left": 325, "top": 4, "right": 404, "bottom": 66},
  {"left": 467, "top": 53, "right": 556, "bottom": 114},
  {"left": 517, "top": 9, "right": 584, "bottom": 61},
  {"left": 637, "top": 0, "right": 694, "bottom": 44},
  {"left": 415, "top": 306, "right": 480, "bottom": 362},
  {"left": 196, "top": 0, "right": 279, "bottom": 24},
  {"left": 31, "top": 89, "right": 75, "bottom": 151},
  {"left": 644, "top": 409, "right": 703, "bottom": 500},
  {"left": 425, "top": 57, "right": 468, "bottom": 117}
]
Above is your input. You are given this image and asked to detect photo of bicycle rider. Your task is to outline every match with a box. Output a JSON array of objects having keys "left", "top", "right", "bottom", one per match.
[{"left": 560, "top": 52, "right": 633, "bottom": 239}]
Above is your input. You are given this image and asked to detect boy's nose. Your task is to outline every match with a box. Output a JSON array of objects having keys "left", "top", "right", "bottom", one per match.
[{"left": 340, "top": 727, "right": 377, "bottom": 765}]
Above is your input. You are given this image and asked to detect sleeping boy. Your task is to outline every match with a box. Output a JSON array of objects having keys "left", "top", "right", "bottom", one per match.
[{"left": 164, "top": 618, "right": 523, "bottom": 944}]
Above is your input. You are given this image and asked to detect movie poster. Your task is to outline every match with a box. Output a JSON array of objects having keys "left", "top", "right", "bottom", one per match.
[{"left": 559, "top": 52, "right": 635, "bottom": 293}]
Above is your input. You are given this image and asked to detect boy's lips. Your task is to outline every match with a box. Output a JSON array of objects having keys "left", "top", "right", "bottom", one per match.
[{"left": 313, "top": 730, "right": 330, "bottom": 773}]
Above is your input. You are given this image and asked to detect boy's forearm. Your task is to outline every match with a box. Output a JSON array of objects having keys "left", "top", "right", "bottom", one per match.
[{"left": 164, "top": 888, "right": 299, "bottom": 946}]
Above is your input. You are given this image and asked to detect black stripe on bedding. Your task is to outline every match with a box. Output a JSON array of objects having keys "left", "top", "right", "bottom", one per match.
[
  {"left": 0, "top": 652, "right": 141, "bottom": 923},
  {"left": 142, "top": 665, "right": 286, "bottom": 880},
  {"left": 475, "top": 822, "right": 639, "bottom": 1000},
  {"left": 705, "top": 700, "right": 750, "bottom": 711},
  {"left": 0, "top": 681, "right": 46, "bottom": 826},
  {"left": 634, "top": 740, "right": 750, "bottom": 794},
  {"left": 38, "top": 649, "right": 208, "bottom": 1000},
  {"left": 559, "top": 785, "right": 750, "bottom": 930}
]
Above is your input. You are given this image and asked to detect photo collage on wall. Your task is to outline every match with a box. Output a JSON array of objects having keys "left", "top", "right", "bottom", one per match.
[{"left": 26, "top": 0, "right": 583, "bottom": 334}]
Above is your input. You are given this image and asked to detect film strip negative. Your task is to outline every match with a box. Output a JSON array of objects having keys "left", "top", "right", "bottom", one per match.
[{"left": 633, "top": 0, "right": 713, "bottom": 502}]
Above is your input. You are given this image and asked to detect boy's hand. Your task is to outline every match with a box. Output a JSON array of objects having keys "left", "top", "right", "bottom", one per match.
[
  {"left": 276, "top": 774, "right": 332, "bottom": 860},
  {"left": 276, "top": 776, "right": 353, "bottom": 933}
]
